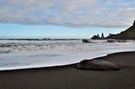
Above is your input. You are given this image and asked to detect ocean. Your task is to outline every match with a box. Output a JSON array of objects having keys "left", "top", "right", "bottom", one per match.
[{"left": 0, "top": 39, "right": 135, "bottom": 71}]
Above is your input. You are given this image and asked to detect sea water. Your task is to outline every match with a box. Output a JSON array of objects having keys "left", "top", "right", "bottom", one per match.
[{"left": 0, "top": 39, "right": 135, "bottom": 71}]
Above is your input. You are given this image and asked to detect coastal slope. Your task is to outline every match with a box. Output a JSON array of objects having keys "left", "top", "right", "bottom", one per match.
[{"left": 107, "top": 20, "right": 135, "bottom": 39}]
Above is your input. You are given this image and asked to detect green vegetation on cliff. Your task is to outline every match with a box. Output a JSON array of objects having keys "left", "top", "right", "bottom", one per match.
[{"left": 107, "top": 20, "right": 135, "bottom": 39}]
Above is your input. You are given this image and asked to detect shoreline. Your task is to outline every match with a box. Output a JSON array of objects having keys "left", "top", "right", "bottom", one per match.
[
  {"left": 0, "top": 51, "right": 135, "bottom": 89},
  {"left": 0, "top": 50, "right": 134, "bottom": 71}
]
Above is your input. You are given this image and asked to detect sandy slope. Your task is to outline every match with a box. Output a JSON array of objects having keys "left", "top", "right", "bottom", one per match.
[{"left": 0, "top": 51, "right": 135, "bottom": 89}]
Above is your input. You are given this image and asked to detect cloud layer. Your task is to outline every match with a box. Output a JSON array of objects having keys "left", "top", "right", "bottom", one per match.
[{"left": 0, "top": 0, "right": 135, "bottom": 27}]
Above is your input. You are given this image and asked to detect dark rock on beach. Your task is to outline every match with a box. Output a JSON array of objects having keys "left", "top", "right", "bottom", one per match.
[{"left": 77, "top": 59, "right": 120, "bottom": 70}]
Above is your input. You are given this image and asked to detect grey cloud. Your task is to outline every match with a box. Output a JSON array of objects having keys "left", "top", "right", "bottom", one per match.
[{"left": 0, "top": 0, "right": 135, "bottom": 27}]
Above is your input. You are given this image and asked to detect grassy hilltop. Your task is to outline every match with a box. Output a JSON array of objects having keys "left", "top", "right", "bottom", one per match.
[{"left": 107, "top": 20, "right": 135, "bottom": 40}]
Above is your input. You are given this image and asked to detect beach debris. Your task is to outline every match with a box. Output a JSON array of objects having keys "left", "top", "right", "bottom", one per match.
[{"left": 77, "top": 59, "right": 120, "bottom": 71}]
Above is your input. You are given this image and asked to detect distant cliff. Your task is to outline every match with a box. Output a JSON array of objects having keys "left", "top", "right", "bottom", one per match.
[{"left": 107, "top": 20, "right": 135, "bottom": 40}]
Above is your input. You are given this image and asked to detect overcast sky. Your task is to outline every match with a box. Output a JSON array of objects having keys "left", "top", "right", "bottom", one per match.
[{"left": 0, "top": 0, "right": 135, "bottom": 39}]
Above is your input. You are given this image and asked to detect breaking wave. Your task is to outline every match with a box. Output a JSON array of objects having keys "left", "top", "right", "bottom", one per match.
[{"left": 0, "top": 40, "right": 135, "bottom": 54}]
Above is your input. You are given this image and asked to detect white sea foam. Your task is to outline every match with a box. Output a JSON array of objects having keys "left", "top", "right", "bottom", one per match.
[
  {"left": 0, "top": 40, "right": 135, "bottom": 53},
  {"left": 0, "top": 40, "right": 135, "bottom": 71}
]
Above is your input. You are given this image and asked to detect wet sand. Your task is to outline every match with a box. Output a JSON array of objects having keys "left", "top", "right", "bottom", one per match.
[{"left": 0, "top": 51, "right": 135, "bottom": 89}]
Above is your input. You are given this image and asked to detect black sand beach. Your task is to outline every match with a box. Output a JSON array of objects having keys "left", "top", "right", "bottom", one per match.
[{"left": 0, "top": 51, "right": 135, "bottom": 89}]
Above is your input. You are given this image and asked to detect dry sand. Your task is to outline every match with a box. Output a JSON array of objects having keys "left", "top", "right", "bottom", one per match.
[{"left": 0, "top": 51, "right": 135, "bottom": 89}]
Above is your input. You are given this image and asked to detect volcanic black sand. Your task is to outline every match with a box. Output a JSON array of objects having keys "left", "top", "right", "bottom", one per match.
[{"left": 0, "top": 51, "right": 135, "bottom": 89}]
